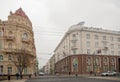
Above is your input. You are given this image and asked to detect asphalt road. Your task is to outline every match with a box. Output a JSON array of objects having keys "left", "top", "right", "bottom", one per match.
[{"left": 25, "top": 76, "right": 119, "bottom": 82}]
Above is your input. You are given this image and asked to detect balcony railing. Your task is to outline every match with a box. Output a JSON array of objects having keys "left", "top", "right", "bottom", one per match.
[
  {"left": 22, "top": 38, "right": 30, "bottom": 44},
  {"left": 4, "top": 35, "right": 15, "bottom": 41},
  {"left": 71, "top": 46, "right": 78, "bottom": 49},
  {"left": 3, "top": 48, "right": 34, "bottom": 56}
]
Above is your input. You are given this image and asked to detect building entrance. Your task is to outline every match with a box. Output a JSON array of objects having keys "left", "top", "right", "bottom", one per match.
[{"left": 119, "top": 58, "right": 120, "bottom": 72}]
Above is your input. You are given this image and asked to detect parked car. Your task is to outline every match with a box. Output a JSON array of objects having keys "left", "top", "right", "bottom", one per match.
[
  {"left": 101, "top": 71, "right": 117, "bottom": 76},
  {"left": 39, "top": 72, "right": 44, "bottom": 76}
]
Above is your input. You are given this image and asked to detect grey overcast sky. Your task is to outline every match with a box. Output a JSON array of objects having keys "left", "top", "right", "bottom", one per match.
[{"left": 0, "top": 0, "right": 120, "bottom": 68}]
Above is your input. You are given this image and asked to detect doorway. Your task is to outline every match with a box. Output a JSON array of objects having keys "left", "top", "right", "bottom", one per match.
[{"left": 119, "top": 58, "right": 120, "bottom": 72}]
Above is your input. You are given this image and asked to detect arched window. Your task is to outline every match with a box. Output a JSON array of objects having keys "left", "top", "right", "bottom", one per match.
[
  {"left": 8, "top": 55, "right": 12, "bottom": 60},
  {"left": 22, "top": 33, "right": 28, "bottom": 39},
  {"left": 8, "top": 43, "right": 12, "bottom": 49},
  {"left": 0, "top": 31, "right": 3, "bottom": 36},
  {"left": 0, "top": 55, "right": 3, "bottom": 60},
  {"left": 8, "top": 31, "right": 13, "bottom": 36}
]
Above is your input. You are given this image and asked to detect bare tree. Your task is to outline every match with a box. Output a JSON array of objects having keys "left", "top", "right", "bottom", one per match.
[{"left": 12, "top": 51, "right": 31, "bottom": 79}]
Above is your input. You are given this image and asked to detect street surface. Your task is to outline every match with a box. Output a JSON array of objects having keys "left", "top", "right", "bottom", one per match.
[{"left": 25, "top": 76, "right": 119, "bottom": 82}]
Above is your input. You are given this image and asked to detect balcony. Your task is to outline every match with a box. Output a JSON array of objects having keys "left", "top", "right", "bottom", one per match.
[
  {"left": 4, "top": 35, "right": 15, "bottom": 41},
  {"left": 71, "top": 46, "right": 78, "bottom": 49},
  {"left": 71, "top": 39, "right": 78, "bottom": 43},
  {"left": 22, "top": 38, "right": 30, "bottom": 44},
  {"left": 4, "top": 48, "right": 34, "bottom": 56}
]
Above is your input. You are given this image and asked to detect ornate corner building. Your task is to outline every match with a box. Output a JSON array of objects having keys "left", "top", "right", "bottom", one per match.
[
  {"left": 54, "top": 22, "right": 120, "bottom": 75},
  {"left": 0, "top": 8, "right": 36, "bottom": 75}
]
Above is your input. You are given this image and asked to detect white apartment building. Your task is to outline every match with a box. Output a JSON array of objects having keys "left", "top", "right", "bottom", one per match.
[{"left": 54, "top": 22, "right": 120, "bottom": 74}]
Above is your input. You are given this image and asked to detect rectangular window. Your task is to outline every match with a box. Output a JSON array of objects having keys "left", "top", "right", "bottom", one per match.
[
  {"left": 95, "top": 42, "right": 99, "bottom": 47},
  {"left": 0, "top": 31, "right": 3, "bottom": 36},
  {"left": 118, "top": 38, "right": 120, "bottom": 42},
  {"left": 95, "top": 35, "right": 99, "bottom": 40},
  {"left": 103, "top": 66, "right": 108, "bottom": 72},
  {"left": 111, "top": 44, "right": 114, "bottom": 49},
  {"left": 111, "top": 51, "right": 114, "bottom": 55},
  {"left": 110, "top": 37, "right": 114, "bottom": 41},
  {"left": 24, "top": 67, "right": 27, "bottom": 74},
  {"left": 8, "top": 67, "right": 12, "bottom": 74},
  {"left": 102, "top": 42, "right": 107, "bottom": 47},
  {"left": 72, "top": 49, "right": 77, "bottom": 54},
  {"left": 86, "top": 34, "right": 90, "bottom": 39},
  {"left": 87, "top": 49, "right": 90, "bottom": 54},
  {"left": 0, "top": 65, "right": 3, "bottom": 74},
  {"left": 86, "top": 66, "right": 92, "bottom": 72},
  {"left": 118, "top": 45, "right": 120, "bottom": 49},
  {"left": 0, "top": 41, "right": 2, "bottom": 49},
  {"left": 87, "top": 41, "right": 90, "bottom": 47},
  {"left": 118, "top": 51, "right": 120, "bottom": 55},
  {"left": 103, "top": 36, "right": 106, "bottom": 40}
]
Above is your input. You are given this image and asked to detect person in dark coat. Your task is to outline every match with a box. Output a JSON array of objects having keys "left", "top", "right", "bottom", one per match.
[
  {"left": 8, "top": 74, "right": 11, "bottom": 81},
  {"left": 16, "top": 73, "right": 19, "bottom": 80}
]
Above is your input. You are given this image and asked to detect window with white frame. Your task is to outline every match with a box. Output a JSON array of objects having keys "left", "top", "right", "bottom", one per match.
[
  {"left": 22, "top": 33, "right": 28, "bottom": 39},
  {"left": 111, "top": 58, "right": 115, "bottom": 62},
  {"left": 0, "top": 65, "right": 3, "bottom": 74},
  {"left": 104, "top": 58, "right": 108, "bottom": 63},
  {"left": 86, "top": 34, "right": 90, "bottom": 39},
  {"left": 102, "top": 42, "right": 107, "bottom": 47},
  {"left": 103, "top": 36, "right": 106, "bottom": 40},
  {"left": 0, "top": 55, "right": 3, "bottom": 61},
  {"left": 0, "top": 41, "right": 2, "bottom": 49},
  {"left": 110, "top": 36, "right": 114, "bottom": 41},
  {"left": 8, "top": 43, "right": 12, "bottom": 49},
  {"left": 8, "top": 67, "right": 12, "bottom": 74},
  {"left": 72, "top": 34, "right": 76, "bottom": 40},
  {"left": 118, "top": 38, "right": 120, "bottom": 42},
  {"left": 111, "top": 44, "right": 114, "bottom": 49},
  {"left": 8, "top": 55, "right": 12, "bottom": 60},
  {"left": 118, "top": 51, "right": 120, "bottom": 55},
  {"left": 111, "top": 51, "right": 114, "bottom": 55},
  {"left": 86, "top": 41, "right": 90, "bottom": 47},
  {"left": 87, "top": 57, "right": 91, "bottom": 65},
  {"left": 72, "top": 49, "right": 77, "bottom": 54},
  {"left": 0, "top": 31, "right": 3, "bottom": 36},
  {"left": 95, "top": 42, "right": 99, "bottom": 47},
  {"left": 118, "top": 45, "right": 120, "bottom": 49},
  {"left": 87, "top": 49, "right": 90, "bottom": 54},
  {"left": 95, "top": 35, "right": 99, "bottom": 40}
]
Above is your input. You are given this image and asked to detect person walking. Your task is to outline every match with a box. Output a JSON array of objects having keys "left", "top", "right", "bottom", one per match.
[
  {"left": 8, "top": 74, "right": 11, "bottom": 81},
  {"left": 16, "top": 73, "right": 19, "bottom": 80}
]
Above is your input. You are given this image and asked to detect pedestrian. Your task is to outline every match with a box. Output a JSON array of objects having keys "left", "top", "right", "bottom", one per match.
[
  {"left": 75, "top": 73, "right": 78, "bottom": 78},
  {"left": 90, "top": 71, "right": 93, "bottom": 76},
  {"left": 8, "top": 74, "right": 11, "bottom": 81},
  {"left": 16, "top": 73, "right": 19, "bottom": 80},
  {"left": 69, "top": 72, "right": 71, "bottom": 76},
  {"left": 29, "top": 74, "right": 31, "bottom": 79}
]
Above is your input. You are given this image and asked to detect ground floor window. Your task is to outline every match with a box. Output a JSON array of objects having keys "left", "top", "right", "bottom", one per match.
[
  {"left": 111, "top": 65, "right": 115, "bottom": 71},
  {"left": 103, "top": 65, "right": 108, "bottom": 72},
  {"left": 86, "top": 66, "right": 92, "bottom": 72},
  {"left": 8, "top": 67, "right": 12, "bottom": 74},
  {"left": 24, "top": 67, "right": 28, "bottom": 74},
  {"left": 0, "top": 65, "right": 3, "bottom": 75}
]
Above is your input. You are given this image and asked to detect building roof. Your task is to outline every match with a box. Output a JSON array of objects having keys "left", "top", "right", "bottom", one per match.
[
  {"left": 68, "top": 22, "right": 85, "bottom": 33},
  {"left": 15, "top": 8, "right": 28, "bottom": 19}
]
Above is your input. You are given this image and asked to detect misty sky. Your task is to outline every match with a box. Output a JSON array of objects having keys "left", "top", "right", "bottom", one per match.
[{"left": 0, "top": 0, "right": 120, "bottom": 68}]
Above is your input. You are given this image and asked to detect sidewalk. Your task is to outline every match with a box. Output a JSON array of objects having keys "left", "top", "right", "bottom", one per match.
[
  {"left": 59, "top": 74, "right": 120, "bottom": 81},
  {"left": 0, "top": 79, "right": 27, "bottom": 82},
  {"left": 79, "top": 74, "right": 120, "bottom": 81}
]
